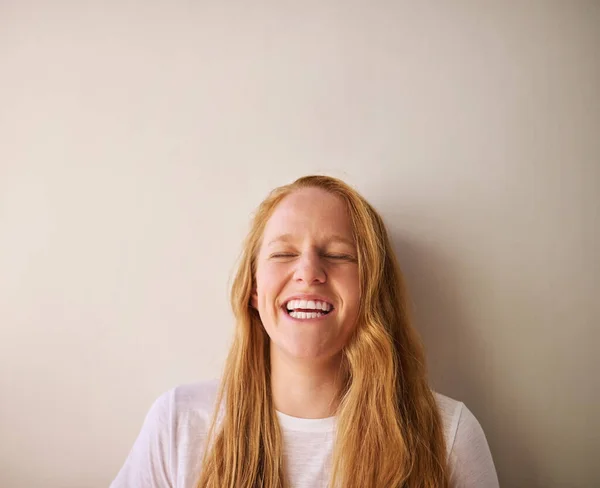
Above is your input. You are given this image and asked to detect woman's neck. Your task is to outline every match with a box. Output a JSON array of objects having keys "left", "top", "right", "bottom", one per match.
[{"left": 269, "top": 347, "right": 342, "bottom": 419}]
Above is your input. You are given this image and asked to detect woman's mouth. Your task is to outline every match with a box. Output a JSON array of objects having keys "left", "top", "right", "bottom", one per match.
[{"left": 283, "top": 299, "right": 334, "bottom": 320}]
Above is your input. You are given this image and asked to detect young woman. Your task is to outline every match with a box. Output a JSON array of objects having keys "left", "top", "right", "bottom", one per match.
[{"left": 111, "top": 175, "right": 499, "bottom": 488}]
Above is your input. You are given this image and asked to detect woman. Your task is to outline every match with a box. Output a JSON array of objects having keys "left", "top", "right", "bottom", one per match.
[{"left": 111, "top": 175, "right": 499, "bottom": 487}]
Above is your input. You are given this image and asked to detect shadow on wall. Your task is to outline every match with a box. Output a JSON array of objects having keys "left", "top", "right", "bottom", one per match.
[{"left": 391, "top": 232, "right": 539, "bottom": 488}]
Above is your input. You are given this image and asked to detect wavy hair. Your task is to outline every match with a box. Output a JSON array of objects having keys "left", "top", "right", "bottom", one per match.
[{"left": 197, "top": 175, "right": 449, "bottom": 488}]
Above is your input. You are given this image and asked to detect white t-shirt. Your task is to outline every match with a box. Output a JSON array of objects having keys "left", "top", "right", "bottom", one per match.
[{"left": 110, "top": 380, "right": 499, "bottom": 488}]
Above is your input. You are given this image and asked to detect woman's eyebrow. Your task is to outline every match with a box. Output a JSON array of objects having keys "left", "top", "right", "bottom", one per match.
[
  {"left": 267, "top": 234, "right": 295, "bottom": 247},
  {"left": 267, "top": 234, "right": 355, "bottom": 247},
  {"left": 326, "top": 235, "right": 355, "bottom": 247}
]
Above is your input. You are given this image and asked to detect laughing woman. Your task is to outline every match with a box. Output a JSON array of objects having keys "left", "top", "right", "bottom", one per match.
[{"left": 111, "top": 175, "right": 499, "bottom": 488}]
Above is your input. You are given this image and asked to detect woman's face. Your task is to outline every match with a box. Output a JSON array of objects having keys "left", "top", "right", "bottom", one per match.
[{"left": 253, "top": 187, "right": 360, "bottom": 362}]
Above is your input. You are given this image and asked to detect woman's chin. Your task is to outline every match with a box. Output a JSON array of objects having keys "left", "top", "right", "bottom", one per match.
[{"left": 271, "top": 340, "right": 343, "bottom": 364}]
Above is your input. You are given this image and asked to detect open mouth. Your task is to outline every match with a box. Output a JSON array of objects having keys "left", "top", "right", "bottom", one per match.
[{"left": 283, "top": 299, "right": 334, "bottom": 320}]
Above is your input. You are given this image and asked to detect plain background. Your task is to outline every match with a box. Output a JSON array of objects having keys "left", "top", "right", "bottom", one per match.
[{"left": 1, "top": 1, "right": 598, "bottom": 487}]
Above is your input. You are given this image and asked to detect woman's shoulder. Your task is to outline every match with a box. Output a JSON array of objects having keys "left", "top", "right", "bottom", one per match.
[
  {"left": 152, "top": 378, "right": 222, "bottom": 423},
  {"left": 433, "top": 391, "right": 464, "bottom": 450},
  {"left": 433, "top": 391, "right": 489, "bottom": 452},
  {"left": 433, "top": 391, "right": 499, "bottom": 487},
  {"left": 170, "top": 378, "right": 221, "bottom": 410},
  {"left": 110, "top": 380, "right": 223, "bottom": 487}
]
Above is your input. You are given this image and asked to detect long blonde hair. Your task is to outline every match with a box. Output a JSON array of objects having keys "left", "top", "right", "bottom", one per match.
[{"left": 197, "top": 175, "right": 449, "bottom": 488}]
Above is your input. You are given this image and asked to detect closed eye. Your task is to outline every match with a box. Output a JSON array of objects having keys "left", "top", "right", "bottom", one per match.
[
  {"left": 269, "top": 252, "right": 356, "bottom": 261},
  {"left": 325, "top": 254, "right": 355, "bottom": 261}
]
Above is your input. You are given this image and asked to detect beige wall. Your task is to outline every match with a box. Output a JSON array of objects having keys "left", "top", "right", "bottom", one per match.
[{"left": 1, "top": 2, "right": 598, "bottom": 487}]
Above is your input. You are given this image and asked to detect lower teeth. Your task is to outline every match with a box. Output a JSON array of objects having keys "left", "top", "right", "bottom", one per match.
[{"left": 289, "top": 311, "right": 324, "bottom": 319}]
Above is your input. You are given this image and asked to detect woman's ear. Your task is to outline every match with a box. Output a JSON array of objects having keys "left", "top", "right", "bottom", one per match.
[{"left": 250, "top": 289, "right": 258, "bottom": 309}]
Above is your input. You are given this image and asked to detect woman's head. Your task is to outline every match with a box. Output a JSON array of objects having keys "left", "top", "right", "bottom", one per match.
[
  {"left": 251, "top": 185, "right": 360, "bottom": 362},
  {"left": 199, "top": 175, "right": 448, "bottom": 488},
  {"left": 232, "top": 175, "right": 398, "bottom": 364}
]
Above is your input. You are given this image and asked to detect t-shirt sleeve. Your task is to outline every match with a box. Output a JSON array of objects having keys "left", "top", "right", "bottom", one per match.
[
  {"left": 448, "top": 403, "right": 499, "bottom": 488},
  {"left": 110, "top": 391, "right": 175, "bottom": 488}
]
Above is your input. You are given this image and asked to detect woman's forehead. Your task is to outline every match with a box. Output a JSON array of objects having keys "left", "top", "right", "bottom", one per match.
[{"left": 262, "top": 188, "right": 354, "bottom": 242}]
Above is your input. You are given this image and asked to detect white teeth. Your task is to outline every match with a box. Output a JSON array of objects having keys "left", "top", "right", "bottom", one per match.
[
  {"left": 289, "top": 311, "right": 322, "bottom": 319},
  {"left": 286, "top": 299, "right": 332, "bottom": 311}
]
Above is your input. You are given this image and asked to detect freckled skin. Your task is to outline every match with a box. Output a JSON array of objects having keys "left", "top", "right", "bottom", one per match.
[{"left": 252, "top": 187, "right": 360, "bottom": 361}]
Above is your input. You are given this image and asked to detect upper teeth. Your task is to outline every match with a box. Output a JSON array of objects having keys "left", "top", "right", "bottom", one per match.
[{"left": 286, "top": 299, "right": 332, "bottom": 312}]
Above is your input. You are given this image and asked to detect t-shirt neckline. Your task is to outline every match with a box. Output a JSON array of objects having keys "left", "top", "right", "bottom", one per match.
[{"left": 275, "top": 410, "right": 336, "bottom": 433}]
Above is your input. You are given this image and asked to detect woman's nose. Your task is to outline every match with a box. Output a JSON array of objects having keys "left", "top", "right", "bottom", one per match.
[{"left": 293, "top": 253, "right": 326, "bottom": 285}]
